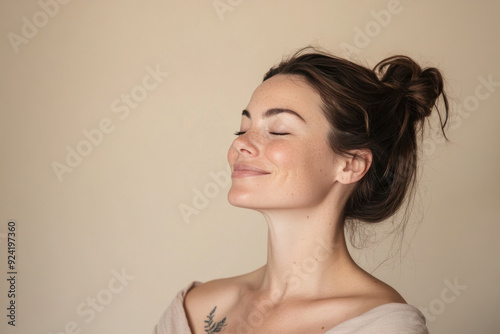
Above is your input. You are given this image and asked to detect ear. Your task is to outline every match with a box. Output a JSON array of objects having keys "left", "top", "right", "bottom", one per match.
[{"left": 336, "top": 148, "right": 372, "bottom": 185}]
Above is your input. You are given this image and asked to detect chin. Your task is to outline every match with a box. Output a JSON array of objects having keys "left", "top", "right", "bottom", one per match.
[
  {"left": 227, "top": 190, "right": 298, "bottom": 211},
  {"left": 228, "top": 189, "right": 251, "bottom": 207},
  {"left": 228, "top": 188, "right": 267, "bottom": 209}
]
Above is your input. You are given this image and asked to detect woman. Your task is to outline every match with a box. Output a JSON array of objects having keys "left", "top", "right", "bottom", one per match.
[{"left": 156, "top": 47, "right": 449, "bottom": 333}]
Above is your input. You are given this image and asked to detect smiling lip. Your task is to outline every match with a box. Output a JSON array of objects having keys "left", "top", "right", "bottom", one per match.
[{"left": 232, "top": 164, "right": 271, "bottom": 178}]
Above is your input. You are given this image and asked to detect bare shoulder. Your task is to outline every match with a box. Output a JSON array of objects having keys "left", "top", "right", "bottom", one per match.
[
  {"left": 350, "top": 268, "right": 407, "bottom": 308},
  {"left": 313, "top": 269, "right": 407, "bottom": 328},
  {"left": 368, "top": 278, "right": 406, "bottom": 304},
  {"left": 184, "top": 270, "right": 259, "bottom": 333},
  {"left": 184, "top": 277, "right": 239, "bottom": 311}
]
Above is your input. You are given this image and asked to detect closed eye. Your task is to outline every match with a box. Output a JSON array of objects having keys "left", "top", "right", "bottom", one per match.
[{"left": 233, "top": 131, "right": 290, "bottom": 136}]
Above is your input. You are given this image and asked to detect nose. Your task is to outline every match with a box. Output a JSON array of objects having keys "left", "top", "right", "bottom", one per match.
[{"left": 229, "top": 131, "right": 259, "bottom": 157}]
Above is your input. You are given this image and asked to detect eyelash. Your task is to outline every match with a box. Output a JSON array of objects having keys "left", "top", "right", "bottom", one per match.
[{"left": 233, "top": 131, "right": 290, "bottom": 136}]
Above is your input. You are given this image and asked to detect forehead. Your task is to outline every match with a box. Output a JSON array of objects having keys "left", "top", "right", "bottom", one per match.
[{"left": 246, "top": 74, "right": 324, "bottom": 118}]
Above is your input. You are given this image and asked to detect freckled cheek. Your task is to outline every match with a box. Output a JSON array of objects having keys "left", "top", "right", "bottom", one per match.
[
  {"left": 266, "top": 142, "right": 297, "bottom": 167},
  {"left": 267, "top": 143, "right": 319, "bottom": 186}
]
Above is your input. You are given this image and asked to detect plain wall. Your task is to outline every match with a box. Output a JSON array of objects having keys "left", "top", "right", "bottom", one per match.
[{"left": 1, "top": 0, "right": 499, "bottom": 333}]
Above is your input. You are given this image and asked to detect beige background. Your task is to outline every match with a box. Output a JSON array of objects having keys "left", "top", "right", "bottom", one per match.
[{"left": 1, "top": 0, "right": 499, "bottom": 333}]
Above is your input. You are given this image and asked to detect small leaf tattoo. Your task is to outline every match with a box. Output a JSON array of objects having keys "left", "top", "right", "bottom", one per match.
[{"left": 204, "top": 306, "right": 227, "bottom": 333}]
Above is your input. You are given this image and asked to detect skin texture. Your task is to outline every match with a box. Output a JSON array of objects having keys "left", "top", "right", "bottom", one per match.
[{"left": 184, "top": 75, "right": 405, "bottom": 334}]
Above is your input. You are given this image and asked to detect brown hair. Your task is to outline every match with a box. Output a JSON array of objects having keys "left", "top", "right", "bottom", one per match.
[{"left": 264, "top": 47, "right": 449, "bottom": 226}]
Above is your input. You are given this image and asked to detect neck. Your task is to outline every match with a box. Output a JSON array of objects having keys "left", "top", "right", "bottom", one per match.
[{"left": 255, "top": 203, "right": 356, "bottom": 302}]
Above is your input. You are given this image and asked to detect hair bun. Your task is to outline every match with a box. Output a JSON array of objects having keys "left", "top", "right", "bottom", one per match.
[{"left": 374, "top": 55, "right": 446, "bottom": 123}]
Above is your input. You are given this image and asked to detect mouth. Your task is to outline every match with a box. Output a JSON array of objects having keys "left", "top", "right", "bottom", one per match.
[{"left": 232, "top": 163, "right": 271, "bottom": 178}]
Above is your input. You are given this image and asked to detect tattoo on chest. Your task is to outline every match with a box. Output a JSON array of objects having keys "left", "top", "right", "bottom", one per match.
[{"left": 204, "top": 306, "right": 227, "bottom": 333}]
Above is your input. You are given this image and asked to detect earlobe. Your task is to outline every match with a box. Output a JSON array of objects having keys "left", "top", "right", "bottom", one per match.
[{"left": 337, "top": 149, "right": 372, "bottom": 184}]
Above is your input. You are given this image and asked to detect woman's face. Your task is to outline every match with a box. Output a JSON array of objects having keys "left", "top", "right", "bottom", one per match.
[{"left": 227, "top": 74, "right": 341, "bottom": 211}]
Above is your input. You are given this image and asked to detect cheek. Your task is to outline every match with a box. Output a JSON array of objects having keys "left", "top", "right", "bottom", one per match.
[
  {"left": 266, "top": 141, "right": 297, "bottom": 167},
  {"left": 266, "top": 141, "right": 323, "bottom": 185},
  {"left": 268, "top": 138, "right": 326, "bottom": 164}
]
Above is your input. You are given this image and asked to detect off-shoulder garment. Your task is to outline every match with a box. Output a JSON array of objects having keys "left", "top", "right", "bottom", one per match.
[{"left": 155, "top": 281, "right": 428, "bottom": 334}]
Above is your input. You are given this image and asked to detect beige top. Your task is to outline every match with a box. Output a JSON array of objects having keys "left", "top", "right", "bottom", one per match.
[{"left": 154, "top": 281, "right": 429, "bottom": 334}]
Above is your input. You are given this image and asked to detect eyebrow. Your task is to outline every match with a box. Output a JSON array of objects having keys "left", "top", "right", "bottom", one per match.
[{"left": 241, "top": 108, "right": 306, "bottom": 123}]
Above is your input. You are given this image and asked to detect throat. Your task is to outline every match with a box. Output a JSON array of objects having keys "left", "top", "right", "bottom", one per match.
[{"left": 253, "top": 207, "right": 355, "bottom": 302}]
